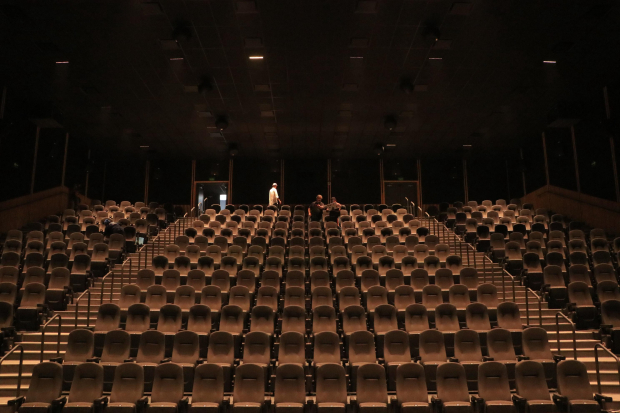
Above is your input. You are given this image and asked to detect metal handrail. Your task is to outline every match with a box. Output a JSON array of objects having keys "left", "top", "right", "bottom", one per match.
[
  {"left": 0, "top": 345, "right": 24, "bottom": 397},
  {"left": 594, "top": 343, "right": 620, "bottom": 394},
  {"left": 555, "top": 312, "right": 577, "bottom": 360},
  {"left": 119, "top": 257, "right": 132, "bottom": 287},
  {"left": 40, "top": 314, "right": 62, "bottom": 362},
  {"left": 74, "top": 289, "right": 91, "bottom": 328},
  {"left": 525, "top": 288, "right": 543, "bottom": 326},
  {"left": 100, "top": 270, "right": 114, "bottom": 304}
]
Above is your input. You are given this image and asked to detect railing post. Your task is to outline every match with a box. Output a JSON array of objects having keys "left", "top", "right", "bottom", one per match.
[{"left": 0, "top": 345, "right": 24, "bottom": 398}]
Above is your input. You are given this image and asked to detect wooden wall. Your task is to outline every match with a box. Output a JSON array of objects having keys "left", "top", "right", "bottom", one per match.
[
  {"left": 0, "top": 187, "right": 92, "bottom": 233},
  {"left": 522, "top": 185, "right": 620, "bottom": 236}
]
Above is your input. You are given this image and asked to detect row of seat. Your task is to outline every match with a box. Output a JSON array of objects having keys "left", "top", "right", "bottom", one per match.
[{"left": 15, "top": 359, "right": 611, "bottom": 413}]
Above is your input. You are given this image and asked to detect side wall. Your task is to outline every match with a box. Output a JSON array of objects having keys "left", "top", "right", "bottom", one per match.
[{"left": 522, "top": 185, "right": 620, "bottom": 235}]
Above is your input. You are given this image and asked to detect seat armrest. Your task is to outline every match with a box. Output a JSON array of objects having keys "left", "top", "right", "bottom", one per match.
[
  {"left": 94, "top": 396, "right": 108, "bottom": 413},
  {"left": 87, "top": 357, "right": 100, "bottom": 363},
  {"left": 430, "top": 397, "right": 442, "bottom": 409},
  {"left": 52, "top": 395, "right": 67, "bottom": 412},
  {"left": 124, "top": 358, "right": 135, "bottom": 362},
  {"left": 471, "top": 396, "right": 484, "bottom": 413},
  {"left": 412, "top": 356, "right": 421, "bottom": 362},
  {"left": 552, "top": 354, "right": 566, "bottom": 363},
  {"left": 50, "top": 357, "right": 63, "bottom": 363},
  {"left": 512, "top": 394, "right": 526, "bottom": 408},
  {"left": 482, "top": 356, "right": 494, "bottom": 362},
  {"left": 137, "top": 396, "right": 149, "bottom": 411},
  {"left": 160, "top": 358, "right": 171, "bottom": 363},
  {"left": 178, "top": 397, "right": 189, "bottom": 413},
  {"left": 448, "top": 357, "right": 459, "bottom": 363},
  {"left": 600, "top": 324, "right": 613, "bottom": 334},
  {"left": 552, "top": 393, "right": 568, "bottom": 408},
  {"left": 8, "top": 395, "right": 25, "bottom": 409},
  {"left": 594, "top": 393, "right": 612, "bottom": 406},
  {"left": 516, "top": 355, "right": 529, "bottom": 361}
]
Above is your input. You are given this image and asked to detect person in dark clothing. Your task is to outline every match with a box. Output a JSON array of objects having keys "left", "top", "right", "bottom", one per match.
[
  {"left": 103, "top": 219, "right": 124, "bottom": 239},
  {"left": 69, "top": 184, "right": 81, "bottom": 210},
  {"left": 308, "top": 195, "right": 325, "bottom": 222},
  {"left": 326, "top": 197, "right": 342, "bottom": 223}
]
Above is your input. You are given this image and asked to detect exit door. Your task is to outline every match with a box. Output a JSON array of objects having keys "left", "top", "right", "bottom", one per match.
[{"left": 384, "top": 181, "right": 419, "bottom": 213}]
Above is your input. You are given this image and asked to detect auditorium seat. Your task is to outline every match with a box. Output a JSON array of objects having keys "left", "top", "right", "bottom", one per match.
[
  {"left": 9, "top": 361, "right": 63, "bottom": 413},
  {"left": 555, "top": 360, "right": 610, "bottom": 413},
  {"left": 432, "top": 363, "right": 472, "bottom": 413},
  {"left": 189, "top": 364, "right": 224, "bottom": 413},
  {"left": 63, "top": 362, "right": 105, "bottom": 413},
  {"left": 475, "top": 361, "right": 516, "bottom": 413},
  {"left": 106, "top": 362, "right": 146, "bottom": 413},
  {"left": 145, "top": 363, "right": 187, "bottom": 413}
]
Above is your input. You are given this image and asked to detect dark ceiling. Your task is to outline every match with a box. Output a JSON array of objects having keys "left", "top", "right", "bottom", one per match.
[{"left": 0, "top": 0, "right": 619, "bottom": 159}]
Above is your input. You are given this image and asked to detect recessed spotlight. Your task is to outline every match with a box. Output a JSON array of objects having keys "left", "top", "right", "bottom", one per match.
[
  {"left": 429, "top": 57, "right": 442, "bottom": 60},
  {"left": 386, "top": 144, "right": 396, "bottom": 147},
  {"left": 169, "top": 57, "right": 184, "bottom": 61},
  {"left": 463, "top": 144, "right": 472, "bottom": 147},
  {"left": 140, "top": 145, "right": 150, "bottom": 148},
  {"left": 249, "top": 56, "right": 264, "bottom": 60},
  {"left": 543, "top": 60, "right": 556, "bottom": 64},
  {"left": 55, "top": 61, "right": 69, "bottom": 64},
  {"left": 350, "top": 56, "right": 363, "bottom": 59}
]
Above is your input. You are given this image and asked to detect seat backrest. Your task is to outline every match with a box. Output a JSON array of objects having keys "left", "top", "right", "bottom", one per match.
[
  {"left": 157, "top": 304, "right": 183, "bottom": 333},
  {"left": 65, "top": 329, "right": 95, "bottom": 362},
  {"left": 278, "top": 331, "right": 305, "bottom": 365},
  {"left": 454, "top": 329, "right": 482, "bottom": 362},
  {"left": 172, "top": 330, "right": 200, "bottom": 364},
  {"left": 384, "top": 330, "right": 411, "bottom": 364},
  {"left": 243, "top": 331, "right": 271, "bottom": 365},
  {"left": 192, "top": 363, "right": 224, "bottom": 404},
  {"left": 26, "top": 361, "right": 63, "bottom": 403},
  {"left": 68, "top": 362, "right": 104, "bottom": 403},
  {"left": 281, "top": 305, "right": 306, "bottom": 334},
  {"left": 110, "top": 362, "right": 144, "bottom": 404},
  {"left": 233, "top": 363, "right": 265, "bottom": 404},
  {"left": 396, "top": 363, "right": 428, "bottom": 404},
  {"left": 521, "top": 327, "right": 553, "bottom": 360},
  {"left": 487, "top": 328, "right": 515, "bottom": 361},
  {"left": 151, "top": 363, "right": 184, "bottom": 404},
  {"left": 497, "top": 301, "right": 522, "bottom": 330},
  {"left": 436, "top": 363, "right": 469, "bottom": 403},
  {"left": 419, "top": 329, "right": 446, "bottom": 362},
  {"left": 465, "top": 302, "right": 491, "bottom": 331},
  {"left": 101, "top": 330, "right": 131, "bottom": 363},
  {"left": 220, "top": 305, "right": 244, "bottom": 334},
  {"left": 515, "top": 360, "right": 552, "bottom": 402},
  {"left": 435, "top": 303, "right": 460, "bottom": 332},
  {"left": 207, "top": 331, "right": 234, "bottom": 365},
  {"left": 478, "top": 361, "right": 512, "bottom": 402},
  {"left": 404, "top": 304, "right": 429, "bottom": 332},
  {"left": 274, "top": 363, "right": 306, "bottom": 405},
  {"left": 373, "top": 304, "right": 398, "bottom": 333},
  {"left": 557, "top": 360, "right": 594, "bottom": 401},
  {"left": 136, "top": 330, "right": 166, "bottom": 363},
  {"left": 95, "top": 303, "right": 121, "bottom": 332},
  {"left": 316, "top": 363, "right": 347, "bottom": 405},
  {"left": 356, "top": 363, "right": 388, "bottom": 405},
  {"left": 314, "top": 331, "right": 341, "bottom": 364},
  {"left": 188, "top": 304, "right": 212, "bottom": 333}
]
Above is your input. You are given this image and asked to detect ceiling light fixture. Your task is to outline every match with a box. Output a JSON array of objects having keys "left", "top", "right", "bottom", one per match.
[
  {"left": 140, "top": 145, "right": 150, "bottom": 148},
  {"left": 429, "top": 57, "right": 442, "bottom": 60},
  {"left": 463, "top": 144, "right": 472, "bottom": 147},
  {"left": 249, "top": 56, "right": 264, "bottom": 60},
  {"left": 55, "top": 61, "right": 69, "bottom": 64},
  {"left": 350, "top": 56, "right": 363, "bottom": 59},
  {"left": 215, "top": 116, "right": 229, "bottom": 131},
  {"left": 543, "top": 60, "right": 557, "bottom": 64},
  {"left": 384, "top": 115, "right": 397, "bottom": 131},
  {"left": 386, "top": 144, "right": 396, "bottom": 147},
  {"left": 169, "top": 57, "right": 184, "bottom": 61}
]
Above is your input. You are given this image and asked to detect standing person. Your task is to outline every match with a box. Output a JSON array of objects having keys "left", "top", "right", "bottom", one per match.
[
  {"left": 269, "top": 183, "right": 280, "bottom": 206},
  {"left": 327, "top": 197, "right": 342, "bottom": 223},
  {"left": 308, "top": 195, "right": 325, "bottom": 222}
]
